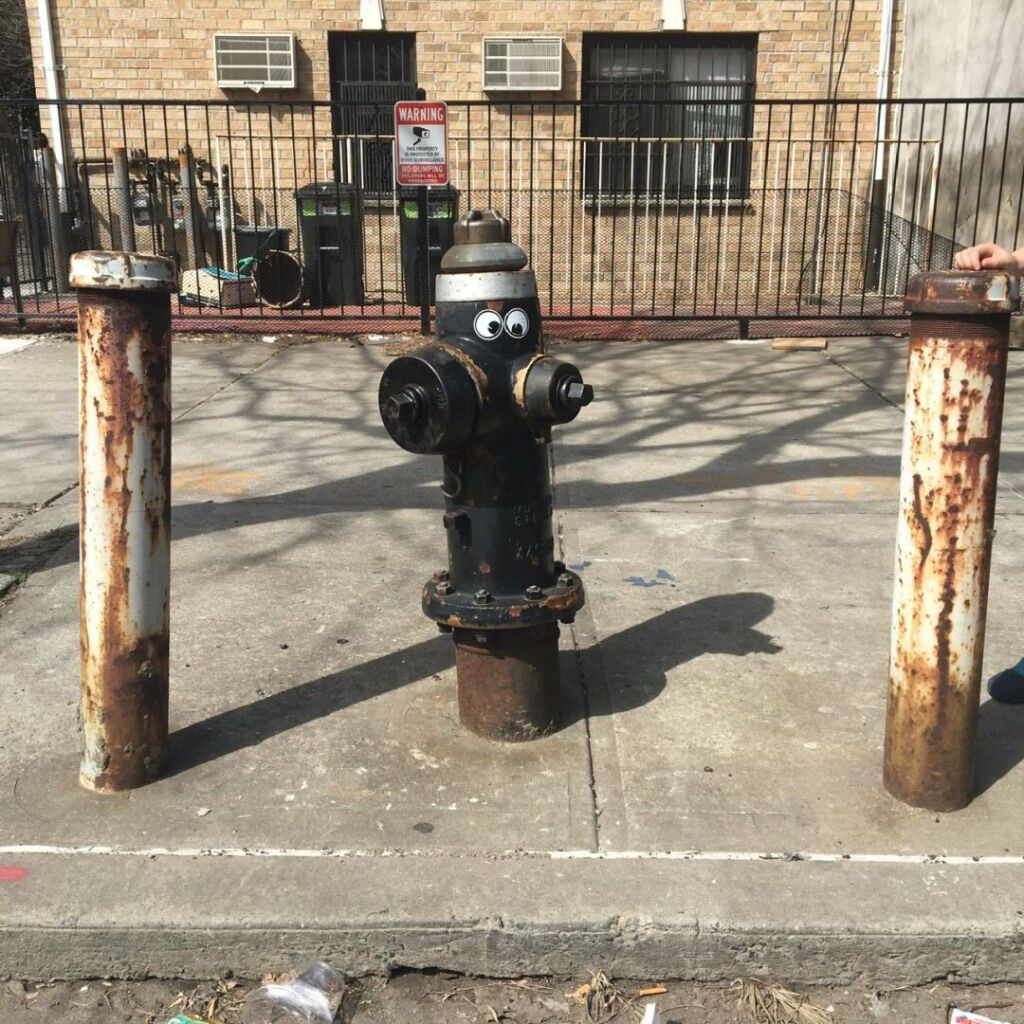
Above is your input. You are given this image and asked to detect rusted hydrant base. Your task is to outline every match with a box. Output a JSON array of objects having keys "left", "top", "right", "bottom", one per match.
[{"left": 453, "top": 624, "right": 560, "bottom": 741}]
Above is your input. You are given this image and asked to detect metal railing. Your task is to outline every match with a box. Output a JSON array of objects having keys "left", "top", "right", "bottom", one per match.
[{"left": 0, "top": 97, "right": 1020, "bottom": 334}]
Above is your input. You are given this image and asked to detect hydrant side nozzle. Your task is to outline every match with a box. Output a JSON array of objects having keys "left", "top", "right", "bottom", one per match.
[
  {"left": 521, "top": 356, "right": 594, "bottom": 426},
  {"left": 378, "top": 349, "right": 479, "bottom": 455}
]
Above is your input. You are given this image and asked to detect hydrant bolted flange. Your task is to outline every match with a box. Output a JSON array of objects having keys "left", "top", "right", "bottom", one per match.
[{"left": 379, "top": 209, "right": 592, "bottom": 742}]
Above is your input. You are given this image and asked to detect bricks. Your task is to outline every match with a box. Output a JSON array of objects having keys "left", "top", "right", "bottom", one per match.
[{"left": 25, "top": 0, "right": 898, "bottom": 105}]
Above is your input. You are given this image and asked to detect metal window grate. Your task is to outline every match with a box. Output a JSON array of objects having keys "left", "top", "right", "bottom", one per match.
[
  {"left": 581, "top": 33, "right": 757, "bottom": 199},
  {"left": 329, "top": 32, "right": 418, "bottom": 194},
  {"left": 483, "top": 38, "right": 563, "bottom": 92},
  {"left": 214, "top": 33, "right": 296, "bottom": 90}
]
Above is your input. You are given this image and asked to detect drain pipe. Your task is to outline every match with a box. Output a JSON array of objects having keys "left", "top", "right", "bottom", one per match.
[
  {"left": 874, "top": 0, "right": 896, "bottom": 178},
  {"left": 865, "top": 0, "right": 895, "bottom": 290},
  {"left": 37, "top": 0, "right": 67, "bottom": 201}
]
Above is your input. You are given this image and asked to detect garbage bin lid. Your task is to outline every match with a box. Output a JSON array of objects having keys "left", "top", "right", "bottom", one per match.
[{"left": 295, "top": 181, "right": 358, "bottom": 197}]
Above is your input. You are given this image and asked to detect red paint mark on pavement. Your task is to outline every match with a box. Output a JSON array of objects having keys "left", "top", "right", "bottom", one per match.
[{"left": 0, "top": 866, "right": 28, "bottom": 882}]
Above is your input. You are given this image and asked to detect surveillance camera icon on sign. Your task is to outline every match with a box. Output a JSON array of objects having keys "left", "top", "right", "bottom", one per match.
[{"left": 412, "top": 126, "right": 431, "bottom": 146}]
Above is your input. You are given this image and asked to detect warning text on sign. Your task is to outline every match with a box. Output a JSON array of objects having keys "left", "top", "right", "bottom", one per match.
[{"left": 394, "top": 101, "right": 449, "bottom": 187}]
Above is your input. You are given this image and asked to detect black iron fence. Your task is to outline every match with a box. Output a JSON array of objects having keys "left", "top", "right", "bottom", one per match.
[{"left": 0, "top": 97, "right": 1020, "bottom": 335}]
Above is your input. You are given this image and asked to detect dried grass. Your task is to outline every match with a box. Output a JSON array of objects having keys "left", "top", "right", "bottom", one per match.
[
  {"left": 733, "top": 979, "right": 833, "bottom": 1024},
  {"left": 566, "top": 971, "right": 653, "bottom": 1024}
]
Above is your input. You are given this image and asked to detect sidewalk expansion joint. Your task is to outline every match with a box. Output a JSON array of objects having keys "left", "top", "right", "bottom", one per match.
[
  {"left": 826, "top": 355, "right": 903, "bottom": 412},
  {"left": 2, "top": 844, "right": 1023, "bottom": 866},
  {"left": 568, "top": 618, "right": 601, "bottom": 854},
  {"left": 38, "top": 481, "right": 79, "bottom": 510},
  {"left": 173, "top": 342, "right": 293, "bottom": 423},
  {"left": 551, "top": 441, "right": 601, "bottom": 854}
]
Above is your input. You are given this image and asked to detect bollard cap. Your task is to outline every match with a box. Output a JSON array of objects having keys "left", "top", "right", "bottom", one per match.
[
  {"left": 905, "top": 270, "right": 1019, "bottom": 315},
  {"left": 69, "top": 251, "right": 178, "bottom": 293}
]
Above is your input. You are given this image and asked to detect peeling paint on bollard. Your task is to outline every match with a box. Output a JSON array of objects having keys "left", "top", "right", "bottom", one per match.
[
  {"left": 883, "top": 270, "right": 1017, "bottom": 812},
  {"left": 72, "top": 250, "right": 177, "bottom": 793}
]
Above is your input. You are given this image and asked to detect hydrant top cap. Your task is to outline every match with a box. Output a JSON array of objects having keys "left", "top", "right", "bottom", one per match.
[
  {"left": 454, "top": 209, "right": 511, "bottom": 245},
  {"left": 441, "top": 208, "right": 529, "bottom": 273},
  {"left": 905, "top": 269, "right": 1020, "bottom": 315}
]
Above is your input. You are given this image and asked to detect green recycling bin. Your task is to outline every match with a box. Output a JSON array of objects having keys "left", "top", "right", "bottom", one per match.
[
  {"left": 398, "top": 186, "right": 460, "bottom": 305},
  {"left": 294, "top": 182, "right": 364, "bottom": 307}
]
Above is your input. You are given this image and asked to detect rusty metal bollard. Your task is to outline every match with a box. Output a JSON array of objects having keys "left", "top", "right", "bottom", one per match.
[
  {"left": 884, "top": 270, "right": 1018, "bottom": 811},
  {"left": 72, "top": 251, "right": 177, "bottom": 792}
]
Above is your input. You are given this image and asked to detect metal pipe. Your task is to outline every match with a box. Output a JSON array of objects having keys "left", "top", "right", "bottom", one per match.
[
  {"left": 865, "top": 0, "right": 896, "bottom": 290},
  {"left": 177, "top": 146, "right": 203, "bottom": 270},
  {"left": 41, "top": 146, "right": 68, "bottom": 294},
  {"left": 72, "top": 250, "right": 177, "bottom": 793},
  {"left": 874, "top": 0, "right": 895, "bottom": 181},
  {"left": 884, "top": 269, "right": 1018, "bottom": 812},
  {"left": 111, "top": 147, "right": 137, "bottom": 253},
  {"left": 660, "top": 0, "right": 685, "bottom": 29},
  {"left": 36, "top": 0, "right": 67, "bottom": 201},
  {"left": 220, "top": 161, "right": 235, "bottom": 271}
]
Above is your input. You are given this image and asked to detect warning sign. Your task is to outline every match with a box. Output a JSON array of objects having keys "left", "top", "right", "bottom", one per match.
[{"left": 394, "top": 101, "right": 449, "bottom": 186}]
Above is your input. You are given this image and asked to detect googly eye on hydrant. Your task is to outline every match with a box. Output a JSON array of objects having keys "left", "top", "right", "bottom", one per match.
[
  {"left": 503, "top": 308, "right": 529, "bottom": 338},
  {"left": 473, "top": 309, "right": 503, "bottom": 340}
]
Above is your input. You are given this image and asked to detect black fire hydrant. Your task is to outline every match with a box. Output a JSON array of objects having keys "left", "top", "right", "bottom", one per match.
[{"left": 379, "top": 209, "right": 593, "bottom": 741}]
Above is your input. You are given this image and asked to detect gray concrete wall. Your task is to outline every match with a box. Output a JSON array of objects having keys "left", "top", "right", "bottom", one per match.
[{"left": 895, "top": 0, "right": 1024, "bottom": 255}]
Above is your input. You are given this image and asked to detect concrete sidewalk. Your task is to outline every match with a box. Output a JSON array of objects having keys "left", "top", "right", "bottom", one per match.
[{"left": 0, "top": 333, "right": 1022, "bottom": 983}]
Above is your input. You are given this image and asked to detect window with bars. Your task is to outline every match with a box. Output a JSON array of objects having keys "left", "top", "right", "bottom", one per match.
[
  {"left": 581, "top": 33, "right": 757, "bottom": 200},
  {"left": 329, "top": 32, "right": 417, "bottom": 193}
]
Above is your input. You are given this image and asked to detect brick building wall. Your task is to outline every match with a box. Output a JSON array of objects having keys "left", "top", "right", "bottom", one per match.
[
  {"left": 26, "top": 1, "right": 900, "bottom": 105},
  {"left": 19, "top": 0, "right": 907, "bottom": 315}
]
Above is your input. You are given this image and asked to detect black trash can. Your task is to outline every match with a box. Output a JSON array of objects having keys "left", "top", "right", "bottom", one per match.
[
  {"left": 294, "top": 182, "right": 364, "bottom": 307},
  {"left": 234, "top": 225, "right": 290, "bottom": 263},
  {"left": 398, "top": 186, "right": 460, "bottom": 305}
]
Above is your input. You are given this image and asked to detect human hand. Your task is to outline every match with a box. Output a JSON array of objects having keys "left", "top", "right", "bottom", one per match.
[{"left": 954, "top": 243, "right": 1022, "bottom": 272}]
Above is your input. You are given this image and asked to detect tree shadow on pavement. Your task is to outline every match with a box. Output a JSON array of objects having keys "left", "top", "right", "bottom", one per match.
[
  {"left": 0, "top": 337, "right": 919, "bottom": 576},
  {"left": 167, "top": 591, "right": 778, "bottom": 776},
  {"left": 974, "top": 698, "right": 1024, "bottom": 795}
]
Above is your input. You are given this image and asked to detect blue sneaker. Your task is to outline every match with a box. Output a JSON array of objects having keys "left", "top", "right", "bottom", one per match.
[{"left": 988, "top": 658, "right": 1024, "bottom": 703}]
